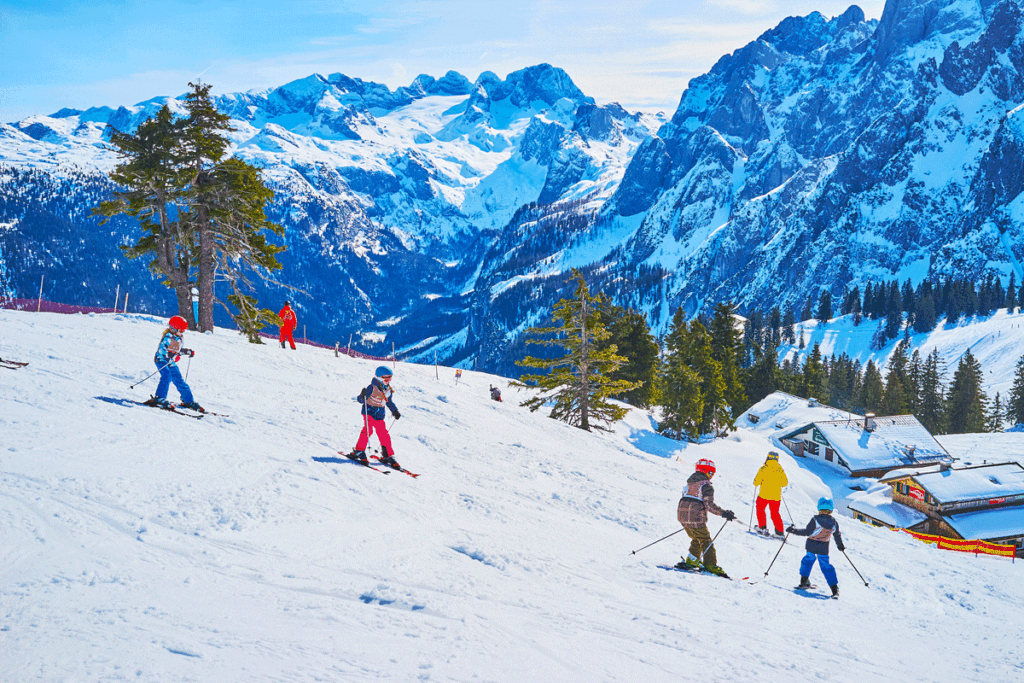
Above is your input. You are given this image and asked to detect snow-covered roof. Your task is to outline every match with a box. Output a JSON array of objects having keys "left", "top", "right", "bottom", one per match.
[
  {"left": 911, "top": 463, "right": 1024, "bottom": 504},
  {"left": 740, "top": 391, "right": 856, "bottom": 435},
  {"left": 799, "top": 415, "right": 951, "bottom": 472},
  {"left": 944, "top": 505, "right": 1024, "bottom": 541},
  {"left": 935, "top": 432, "right": 1024, "bottom": 468},
  {"left": 848, "top": 486, "right": 930, "bottom": 528}
]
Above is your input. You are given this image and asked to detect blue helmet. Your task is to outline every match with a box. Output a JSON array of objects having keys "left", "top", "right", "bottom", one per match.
[
  {"left": 817, "top": 497, "right": 834, "bottom": 512},
  {"left": 375, "top": 366, "right": 393, "bottom": 378}
]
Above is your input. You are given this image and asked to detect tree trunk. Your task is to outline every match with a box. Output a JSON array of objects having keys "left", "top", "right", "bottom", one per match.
[{"left": 197, "top": 209, "right": 215, "bottom": 333}]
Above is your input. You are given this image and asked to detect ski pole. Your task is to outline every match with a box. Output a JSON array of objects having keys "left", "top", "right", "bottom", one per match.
[
  {"left": 781, "top": 494, "right": 794, "bottom": 526},
  {"left": 185, "top": 354, "right": 192, "bottom": 380},
  {"left": 749, "top": 487, "right": 758, "bottom": 529},
  {"left": 630, "top": 528, "right": 685, "bottom": 555},
  {"left": 843, "top": 550, "right": 869, "bottom": 587},
  {"left": 699, "top": 518, "right": 731, "bottom": 564},
  {"left": 130, "top": 361, "right": 171, "bottom": 389},
  {"left": 764, "top": 532, "right": 790, "bottom": 577}
]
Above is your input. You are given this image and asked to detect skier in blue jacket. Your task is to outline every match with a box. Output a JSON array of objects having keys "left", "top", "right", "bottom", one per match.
[
  {"left": 787, "top": 497, "right": 845, "bottom": 599},
  {"left": 145, "top": 315, "right": 203, "bottom": 412}
]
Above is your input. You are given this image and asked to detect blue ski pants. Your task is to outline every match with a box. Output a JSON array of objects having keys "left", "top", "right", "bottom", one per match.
[
  {"left": 800, "top": 552, "right": 838, "bottom": 587},
  {"left": 155, "top": 360, "right": 194, "bottom": 404}
]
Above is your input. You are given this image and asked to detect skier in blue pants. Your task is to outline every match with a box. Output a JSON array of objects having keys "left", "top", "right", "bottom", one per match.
[
  {"left": 145, "top": 315, "right": 203, "bottom": 412},
  {"left": 787, "top": 497, "right": 846, "bottom": 599}
]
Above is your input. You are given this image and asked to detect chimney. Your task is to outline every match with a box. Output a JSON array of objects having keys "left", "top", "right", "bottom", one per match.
[{"left": 864, "top": 413, "right": 876, "bottom": 432}]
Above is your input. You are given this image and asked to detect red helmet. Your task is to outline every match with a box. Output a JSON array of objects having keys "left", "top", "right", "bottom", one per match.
[
  {"left": 169, "top": 315, "right": 188, "bottom": 332},
  {"left": 695, "top": 459, "right": 716, "bottom": 475}
]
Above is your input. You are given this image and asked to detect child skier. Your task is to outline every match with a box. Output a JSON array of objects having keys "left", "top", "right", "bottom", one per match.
[
  {"left": 787, "top": 497, "right": 846, "bottom": 599},
  {"left": 675, "top": 458, "right": 736, "bottom": 577},
  {"left": 145, "top": 315, "right": 202, "bottom": 412},
  {"left": 278, "top": 301, "right": 297, "bottom": 350},
  {"left": 753, "top": 450, "right": 789, "bottom": 537},
  {"left": 352, "top": 366, "right": 402, "bottom": 467}
]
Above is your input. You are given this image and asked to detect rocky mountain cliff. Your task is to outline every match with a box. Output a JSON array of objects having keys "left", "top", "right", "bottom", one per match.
[{"left": 3, "top": 1, "right": 1024, "bottom": 375}]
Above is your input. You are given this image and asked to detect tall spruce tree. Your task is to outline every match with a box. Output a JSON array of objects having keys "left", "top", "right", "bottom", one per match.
[
  {"left": 598, "top": 304, "right": 659, "bottom": 408},
  {"left": 860, "top": 360, "right": 884, "bottom": 413},
  {"left": 709, "top": 302, "right": 748, "bottom": 420},
  {"left": 946, "top": 349, "right": 988, "bottom": 434},
  {"left": 816, "top": 291, "right": 833, "bottom": 323},
  {"left": 512, "top": 271, "right": 640, "bottom": 432},
  {"left": 660, "top": 309, "right": 705, "bottom": 441},
  {"left": 882, "top": 342, "right": 910, "bottom": 415},
  {"left": 1005, "top": 354, "right": 1024, "bottom": 426},
  {"left": 918, "top": 348, "right": 947, "bottom": 434},
  {"left": 988, "top": 392, "right": 1005, "bottom": 432}
]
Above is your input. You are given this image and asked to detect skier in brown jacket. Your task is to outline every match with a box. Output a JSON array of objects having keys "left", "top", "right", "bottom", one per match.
[{"left": 675, "top": 458, "right": 736, "bottom": 577}]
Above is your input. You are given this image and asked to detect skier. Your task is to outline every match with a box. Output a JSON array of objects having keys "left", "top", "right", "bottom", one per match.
[
  {"left": 490, "top": 385, "right": 502, "bottom": 402},
  {"left": 675, "top": 458, "right": 736, "bottom": 577},
  {"left": 753, "top": 450, "right": 789, "bottom": 537},
  {"left": 787, "top": 497, "right": 846, "bottom": 599},
  {"left": 278, "top": 301, "right": 297, "bottom": 350},
  {"left": 351, "top": 366, "right": 402, "bottom": 468},
  {"left": 145, "top": 315, "right": 202, "bottom": 411}
]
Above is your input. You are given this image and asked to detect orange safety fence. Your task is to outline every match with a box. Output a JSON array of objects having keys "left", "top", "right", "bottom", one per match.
[{"left": 904, "top": 530, "right": 1017, "bottom": 559}]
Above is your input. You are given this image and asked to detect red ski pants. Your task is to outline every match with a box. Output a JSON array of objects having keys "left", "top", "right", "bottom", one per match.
[
  {"left": 355, "top": 415, "right": 393, "bottom": 456},
  {"left": 280, "top": 326, "right": 296, "bottom": 349},
  {"left": 756, "top": 497, "right": 784, "bottom": 533}
]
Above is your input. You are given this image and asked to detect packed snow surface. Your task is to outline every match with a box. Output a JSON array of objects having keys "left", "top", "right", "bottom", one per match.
[{"left": 2, "top": 310, "right": 1022, "bottom": 682}]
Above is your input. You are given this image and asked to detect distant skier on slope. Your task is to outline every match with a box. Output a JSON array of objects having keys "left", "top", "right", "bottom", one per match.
[
  {"left": 675, "top": 458, "right": 736, "bottom": 578},
  {"left": 144, "top": 315, "right": 203, "bottom": 412},
  {"left": 787, "top": 497, "right": 846, "bottom": 599},
  {"left": 351, "top": 366, "right": 402, "bottom": 468},
  {"left": 753, "top": 451, "right": 789, "bottom": 538},
  {"left": 490, "top": 385, "right": 502, "bottom": 402},
  {"left": 278, "top": 301, "right": 297, "bottom": 350}
]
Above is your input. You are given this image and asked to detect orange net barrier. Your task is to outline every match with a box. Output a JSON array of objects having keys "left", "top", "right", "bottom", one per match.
[{"left": 904, "top": 530, "right": 1016, "bottom": 558}]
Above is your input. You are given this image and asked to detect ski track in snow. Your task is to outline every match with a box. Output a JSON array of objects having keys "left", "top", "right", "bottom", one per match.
[{"left": 1, "top": 310, "right": 1022, "bottom": 682}]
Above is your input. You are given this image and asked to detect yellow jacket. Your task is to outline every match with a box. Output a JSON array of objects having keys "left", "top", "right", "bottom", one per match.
[{"left": 753, "top": 461, "right": 788, "bottom": 501}]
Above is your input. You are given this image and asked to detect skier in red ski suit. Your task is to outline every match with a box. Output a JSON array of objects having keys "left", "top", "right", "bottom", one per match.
[{"left": 279, "top": 301, "right": 297, "bottom": 350}]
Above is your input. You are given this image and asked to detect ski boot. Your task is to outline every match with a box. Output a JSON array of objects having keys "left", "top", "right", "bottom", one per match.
[
  {"left": 377, "top": 453, "right": 400, "bottom": 470},
  {"left": 797, "top": 576, "right": 813, "bottom": 589},
  {"left": 674, "top": 556, "right": 702, "bottom": 571},
  {"left": 830, "top": 584, "right": 839, "bottom": 600},
  {"left": 144, "top": 396, "right": 171, "bottom": 408},
  {"left": 773, "top": 530, "right": 786, "bottom": 539},
  {"left": 756, "top": 526, "right": 770, "bottom": 536},
  {"left": 180, "top": 401, "right": 205, "bottom": 413},
  {"left": 704, "top": 564, "right": 730, "bottom": 579},
  {"left": 350, "top": 450, "right": 369, "bottom": 464}
]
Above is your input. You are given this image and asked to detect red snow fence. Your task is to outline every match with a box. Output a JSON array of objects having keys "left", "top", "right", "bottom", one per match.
[{"left": 904, "top": 530, "right": 1017, "bottom": 559}]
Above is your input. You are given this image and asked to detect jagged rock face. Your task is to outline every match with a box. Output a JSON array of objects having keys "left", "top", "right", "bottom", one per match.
[{"left": 603, "top": 0, "right": 1024, "bottom": 329}]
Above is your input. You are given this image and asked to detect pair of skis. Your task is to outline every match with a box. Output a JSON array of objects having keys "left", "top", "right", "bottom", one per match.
[
  {"left": 0, "top": 357, "right": 28, "bottom": 369},
  {"left": 133, "top": 399, "right": 227, "bottom": 420},
  {"left": 339, "top": 450, "right": 419, "bottom": 478}
]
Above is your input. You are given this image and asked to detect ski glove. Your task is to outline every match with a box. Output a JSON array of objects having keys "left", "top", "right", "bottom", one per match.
[
  {"left": 786, "top": 525, "right": 796, "bottom": 533},
  {"left": 358, "top": 388, "right": 367, "bottom": 404},
  {"left": 392, "top": 410, "right": 401, "bottom": 420},
  {"left": 837, "top": 543, "right": 845, "bottom": 552},
  {"left": 181, "top": 348, "right": 195, "bottom": 357},
  {"left": 722, "top": 510, "right": 736, "bottom": 521}
]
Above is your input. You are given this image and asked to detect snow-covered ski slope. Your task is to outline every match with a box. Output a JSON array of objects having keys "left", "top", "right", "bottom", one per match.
[{"left": 1, "top": 309, "right": 1021, "bottom": 683}]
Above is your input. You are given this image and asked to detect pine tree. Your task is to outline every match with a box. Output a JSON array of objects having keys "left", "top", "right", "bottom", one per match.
[
  {"left": 709, "top": 302, "right": 747, "bottom": 422},
  {"left": 988, "top": 392, "right": 1005, "bottom": 432},
  {"left": 1006, "top": 272, "right": 1018, "bottom": 312},
  {"left": 816, "top": 291, "right": 833, "bottom": 323},
  {"left": 782, "top": 309, "right": 796, "bottom": 344},
  {"left": 882, "top": 342, "right": 909, "bottom": 415},
  {"left": 802, "top": 343, "right": 827, "bottom": 400},
  {"left": 918, "top": 348, "right": 947, "bottom": 434},
  {"left": 946, "top": 349, "right": 988, "bottom": 434},
  {"left": 744, "top": 341, "right": 780, "bottom": 407},
  {"left": 513, "top": 270, "right": 641, "bottom": 432},
  {"left": 801, "top": 297, "right": 813, "bottom": 322},
  {"left": 906, "top": 349, "right": 923, "bottom": 416},
  {"left": 598, "top": 304, "right": 659, "bottom": 408},
  {"left": 769, "top": 307, "right": 782, "bottom": 347},
  {"left": 1005, "top": 354, "right": 1024, "bottom": 426},
  {"left": 660, "top": 308, "right": 705, "bottom": 441},
  {"left": 860, "top": 360, "right": 884, "bottom": 413}
]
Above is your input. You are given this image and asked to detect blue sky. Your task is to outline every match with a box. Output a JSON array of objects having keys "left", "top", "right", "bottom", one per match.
[{"left": 0, "top": 0, "right": 884, "bottom": 122}]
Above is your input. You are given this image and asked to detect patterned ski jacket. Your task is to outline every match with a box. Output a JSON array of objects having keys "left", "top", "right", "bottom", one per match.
[
  {"left": 677, "top": 471, "right": 726, "bottom": 527},
  {"left": 279, "top": 305, "right": 297, "bottom": 331},
  {"left": 357, "top": 377, "right": 398, "bottom": 421},
  {"left": 790, "top": 513, "right": 845, "bottom": 555},
  {"left": 753, "top": 460, "right": 788, "bottom": 501},
  {"left": 154, "top": 328, "right": 184, "bottom": 365}
]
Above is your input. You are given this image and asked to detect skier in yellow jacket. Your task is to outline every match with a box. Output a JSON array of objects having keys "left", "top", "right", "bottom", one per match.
[{"left": 753, "top": 451, "right": 788, "bottom": 538}]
